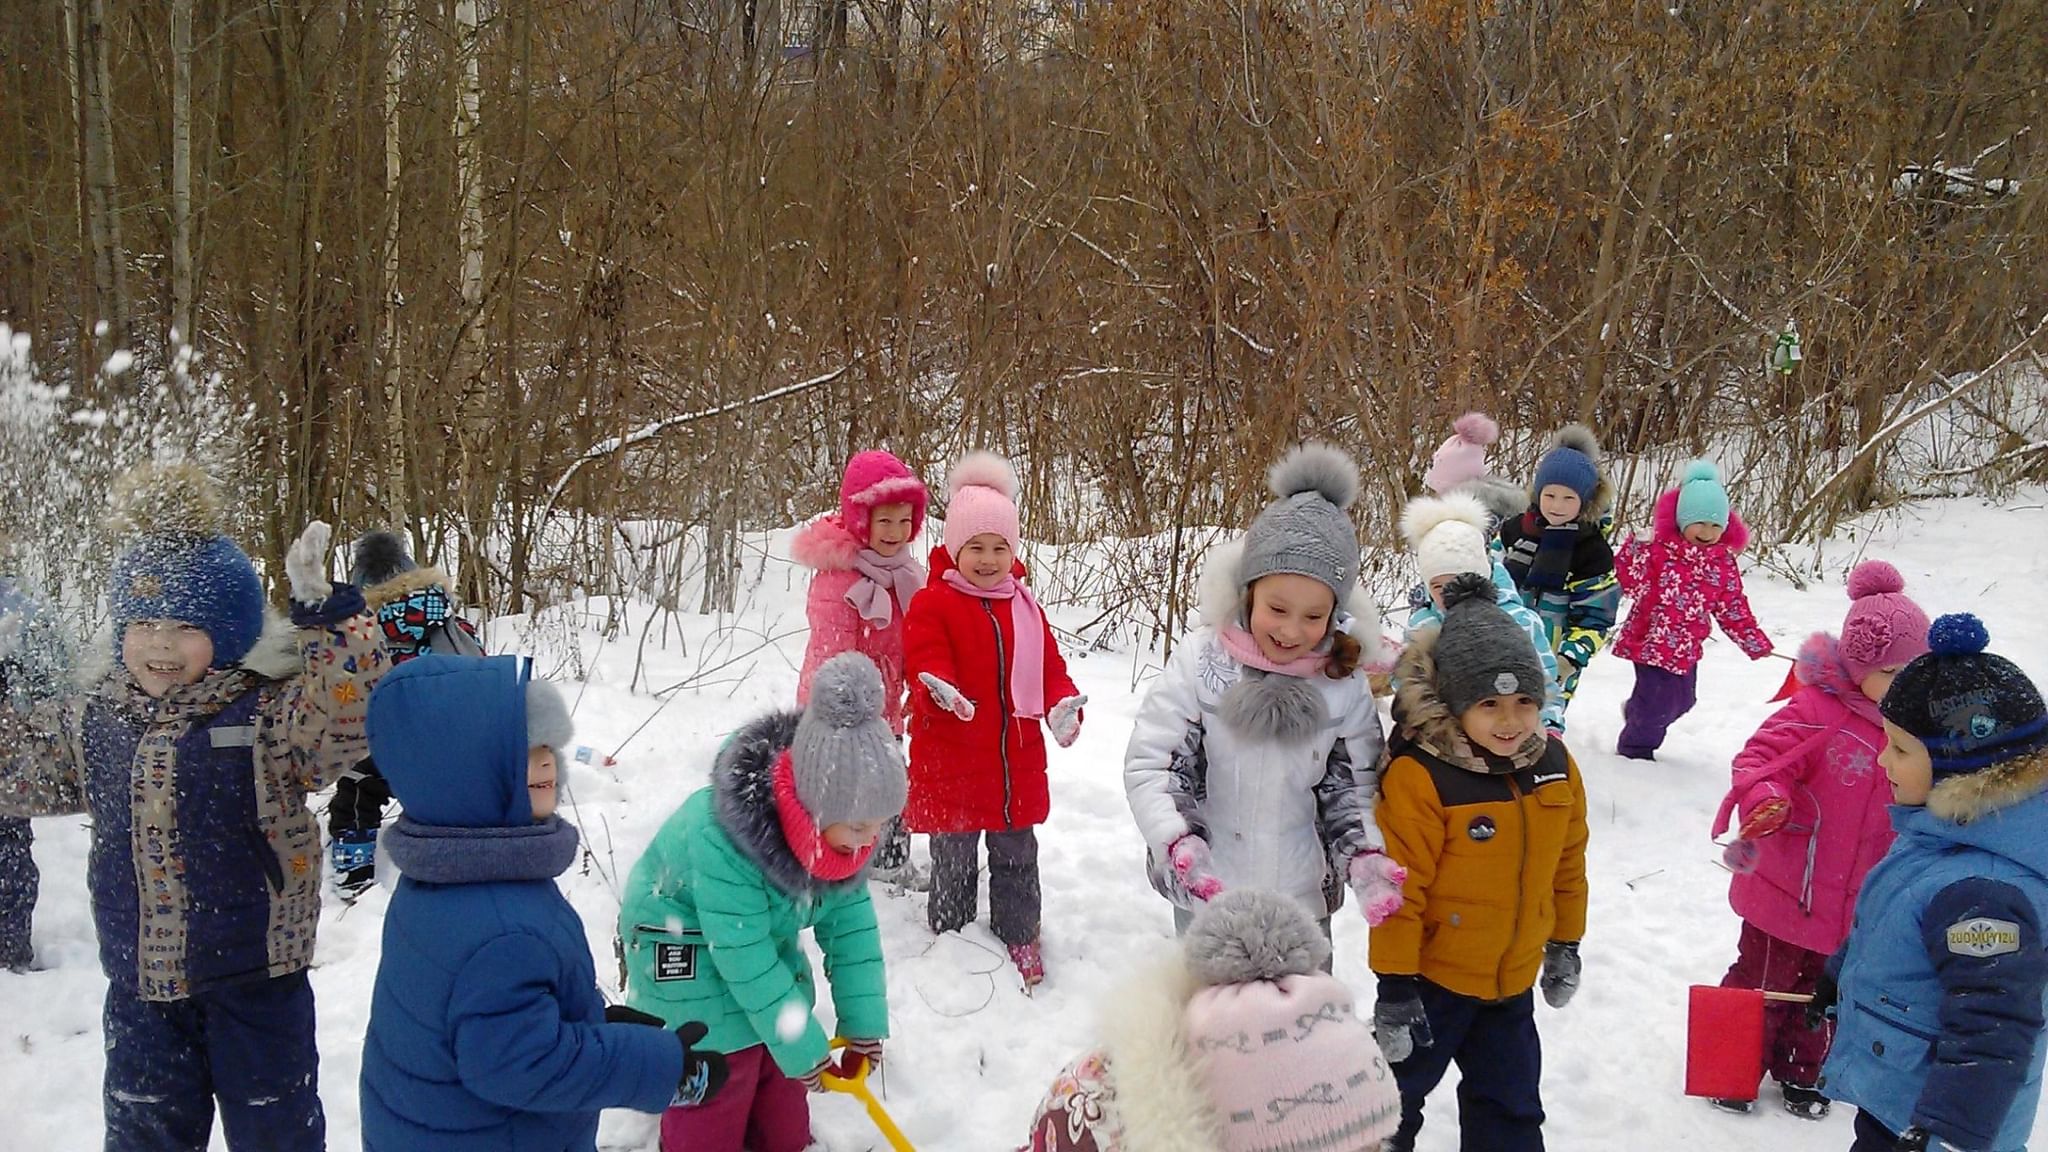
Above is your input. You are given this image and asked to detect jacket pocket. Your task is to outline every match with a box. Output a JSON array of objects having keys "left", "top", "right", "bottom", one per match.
[
  {"left": 627, "top": 923, "right": 709, "bottom": 1002},
  {"left": 1849, "top": 1002, "right": 1935, "bottom": 1075}
]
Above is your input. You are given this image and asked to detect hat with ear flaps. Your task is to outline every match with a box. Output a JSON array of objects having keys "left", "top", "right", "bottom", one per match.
[{"left": 107, "top": 461, "right": 266, "bottom": 668}]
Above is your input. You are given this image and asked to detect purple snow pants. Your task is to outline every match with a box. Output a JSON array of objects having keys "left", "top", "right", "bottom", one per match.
[{"left": 1618, "top": 662, "right": 1697, "bottom": 759}]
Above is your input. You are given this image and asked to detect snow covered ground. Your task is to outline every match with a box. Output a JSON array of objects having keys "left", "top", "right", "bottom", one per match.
[{"left": 4, "top": 489, "right": 2047, "bottom": 1152}]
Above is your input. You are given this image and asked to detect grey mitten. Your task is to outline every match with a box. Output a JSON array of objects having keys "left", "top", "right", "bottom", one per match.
[
  {"left": 1373, "top": 976, "right": 1433, "bottom": 1063},
  {"left": 1540, "top": 940, "right": 1581, "bottom": 1008}
]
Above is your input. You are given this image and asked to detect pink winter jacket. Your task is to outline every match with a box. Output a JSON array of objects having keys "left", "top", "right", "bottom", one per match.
[
  {"left": 1711, "top": 634, "right": 1893, "bottom": 955},
  {"left": 1611, "top": 488, "right": 1772, "bottom": 675},
  {"left": 792, "top": 515, "right": 911, "bottom": 736}
]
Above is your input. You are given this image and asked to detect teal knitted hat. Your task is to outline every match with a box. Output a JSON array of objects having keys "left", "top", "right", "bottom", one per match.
[{"left": 1674, "top": 460, "right": 1731, "bottom": 530}]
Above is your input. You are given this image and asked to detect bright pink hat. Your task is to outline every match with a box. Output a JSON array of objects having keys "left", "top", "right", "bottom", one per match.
[
  {"left": 1422, "top": 412, "right": 1499, "bottom": 496},
  {"left": 1839, "top": 560, "right": 1931, "bottom": 685},
  {"left": 839, "top": 450, "right": 929, "bottom": 547},
  {"left": 941, "top": 452, "right": 1020, "bottom": 558}
]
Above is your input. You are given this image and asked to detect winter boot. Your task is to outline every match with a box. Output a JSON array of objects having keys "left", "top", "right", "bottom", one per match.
[
  {"left": 331, "top": 828, "right": 378, "bottom": 896},
  {"left": 1779, "top": 1082, "right": 1831, "bottom": 1120},
  {"left": 1708, "top": 1097, "right": 1755, "bottom": 1115},
  {"left": 1009, "top": 939, "right": 1046, "bottom": 989}
]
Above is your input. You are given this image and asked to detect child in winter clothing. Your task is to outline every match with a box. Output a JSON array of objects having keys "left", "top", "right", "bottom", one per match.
[
  {"left": 1421, "top": 410, "right": 1527, "bottom": 533},
  {"left": 1023, "top": 888, "right": 1401, "bottom": 1152},
  {"left": 1496, "top": 425, "right": 1620, "bottom": 709},
  {"left": 0, "top": 463, "right": 390, "bottom": 1151},
  {"left": 360, "top": 656, "right": 721, "bottom": 1151},
  {"left": 1707, "top": 561, "right": 1930, "bottom": 1120},
  {"left": 0, "top": 570, "right": 69, "bottom": 972},
  {"left": 1125, "top": 444, "right": 1401, "bottom": 942},
  {"left": 620, "top": 652, "right": 902, "bottom": 1152},
  {"left": 906, "top": 452, "right": 1084, "bottom": 986},
  {"left": 1371, "top": 572, "right": 1590, "bottom": 1152},
  {"left": 329, "top": 529, "right": 486, "bottom": 893},
  {"left": 1612, "top": 460, "right": 1774, "bottom": 759},
  {"left": 1811, "top": 615, "right": 2048, "bottom": 1152},
  {"left": 790, "top": 449, "right": 930, "bottom": 885},
  {"left": 1400, "top": 492, "right": 1566, "bottom": 733}
]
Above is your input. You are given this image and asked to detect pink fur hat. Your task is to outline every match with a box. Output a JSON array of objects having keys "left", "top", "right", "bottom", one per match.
[
  {"left": 838, "top": 450, "right": 929, "bottom": 547},
  {"left": 941, "top": 452, "right": 1021, "bottom": 558},
  {"left": 1839, "top": 560, "right": 1931, "bottom": 685},
  {"left": 1422, "top": 411, "right": 1499, "bottom": 496}
]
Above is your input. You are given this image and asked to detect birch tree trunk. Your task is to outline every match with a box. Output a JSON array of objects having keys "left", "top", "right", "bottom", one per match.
[
  {"left": 60, "top": 0, "right": 127, "bottom": 365},
  {"left": 451, "top": 0, "right": 491, "bottom": 604},
  {"left": 170, "top": 0, "right": 194, "bottom": 347},
  {"left": 379, "top": 0, "right": 408, "bottom": 527}
]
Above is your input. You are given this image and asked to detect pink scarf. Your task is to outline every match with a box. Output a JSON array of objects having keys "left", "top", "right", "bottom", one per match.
[
  {"left": 847, "top": 548, "right": 925, "bottom": 627},
  {"left": 941, "top": 569, "right": 1049, "bottom": 718},
  {"left": 1218, "top": 623, "right": 1331, "bottom": 679},
  {"left": 772, "top": 752, "right": 875, "bottom": 882}
]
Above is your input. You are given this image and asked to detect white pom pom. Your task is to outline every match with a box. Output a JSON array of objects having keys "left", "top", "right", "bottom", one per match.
[
  {"left": 947, "top": 451, "right": 1017, "bottom": 500},
  {"left": 1399, "top": 493, "right": 1490, "bottom": 550}
]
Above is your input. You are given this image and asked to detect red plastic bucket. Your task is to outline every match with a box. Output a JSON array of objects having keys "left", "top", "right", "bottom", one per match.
[{"left": 1685, "top": 985, "right": 1767, "bottom": 1100}]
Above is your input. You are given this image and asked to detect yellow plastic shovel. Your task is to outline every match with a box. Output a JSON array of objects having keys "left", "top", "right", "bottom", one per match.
[{"left": 820, "top": 1037, "right": 916, "bottom": 1152}]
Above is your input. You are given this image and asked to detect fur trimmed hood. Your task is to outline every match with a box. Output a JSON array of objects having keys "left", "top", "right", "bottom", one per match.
[
  {"left": 1651, "top": 487, "right": 1750, "bottom": 551},
  {"left": 790, "top": 514, "right": 860, "bottom": 573},
  {"left": 711, "top": 710, "right": 872, "bottom": 898},
  {"left": 363, "top": 566, "right": 457, "bottom": 614},
  {"left": 1452, "top": 474, "right": 1532, "bottom": 530},
  {"left": 1928, "top": 748, "right": 2048, "bottom": 827},
  {"left": 1391, "top": 627, "right": 1545, "bottom": 773},
  {"left": 1095, "top": 952, "right": 1228, "bottom": 1152},
  {"left": 1793, "top": 632, "right": 1883, "bottom": 726},
  {"left": 1194, "top": 539, "right": 1382, "bottom": 666}
]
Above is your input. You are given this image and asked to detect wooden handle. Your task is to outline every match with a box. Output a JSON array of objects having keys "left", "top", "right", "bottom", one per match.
[{"left": 1762, "top": 991, "right": 1815, "bottom": 1003}]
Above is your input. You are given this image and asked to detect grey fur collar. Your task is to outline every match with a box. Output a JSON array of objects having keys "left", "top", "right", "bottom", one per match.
[
  {"left": 1392, "top": 629, "right": 1546, "bottom": 774},
  {"left": 711, "top": 710, "right": 871, "bottom": 897},
  {"left": 1218, "top": 671, "right": 1327, "bottom": 743}
]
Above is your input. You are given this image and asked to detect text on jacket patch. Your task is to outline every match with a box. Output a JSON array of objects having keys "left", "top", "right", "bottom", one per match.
[
  {"left": 1529, "top": 770, "right": 1569, "bottom": 788},
  {"left": 1946, "top": 918, "right": 2022, "bottom": 958}
]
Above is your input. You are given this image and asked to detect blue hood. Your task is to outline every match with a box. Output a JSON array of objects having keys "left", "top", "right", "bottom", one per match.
[
  {"left": 368, "top": 654, "right": 531, "bottom": 828},
  {"left": 1891, "top": 754, "right": 2048, "bottom": 882}
]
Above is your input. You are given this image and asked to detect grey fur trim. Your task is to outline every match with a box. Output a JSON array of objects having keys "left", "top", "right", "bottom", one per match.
[
  {"left": 1455, "top": 474, "right": 1529, "bottom": 530},
  {"left": 1549, "top": 423, "right": 1601, "bottom": 464},
  {"left": 711, "top": 711, "right": 869, "bottom": 897},
  {"left": 525, "top": 678, "right": 574, "bottom": 751},
  {"left": 1218, "top": 672, "right": 1327, "bottom": 743},
  {"left": 1183, "top": 889, "right": 1331, "bottom": 985},
  {"left": 1929, "top": 748, "right": 2048, "bottom": 824},
  {"left": 1267, "top": 442, "right": 1360, "bottom": 510}
]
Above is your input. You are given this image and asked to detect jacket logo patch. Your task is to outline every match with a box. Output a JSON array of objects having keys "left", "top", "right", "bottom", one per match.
[
  {"left": 209, "top": 725, "right": 257, "bottom": 749},
  {"left": 1530, "top": 770, "right": 1568, "bottom": 788},
  {"left": 653, "top": 941, "right": 698, "bottom": 981},
  {"left": 1494, "top": 673, "right": 1520, "bottom": 695},
  {"left": 1946, "top": 918, "right": 2021, "bottom": 958},
  {"left": 1467, "top": 816, "right": 1496, "bottom": 842}
]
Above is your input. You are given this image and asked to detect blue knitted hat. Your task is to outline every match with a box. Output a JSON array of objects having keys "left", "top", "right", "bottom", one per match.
[
  {"left": 1880, "top": 614, "right": 2048, "bottom": 775},
  {"left": 1674, "top": 460, "right": 1731, "bottom": 530},
  {"left": 1531, "top": 424, "right": 1601, "bottom": 504},
  {"left": 107, "top": 463, "right": 266, "bottom": 668}
]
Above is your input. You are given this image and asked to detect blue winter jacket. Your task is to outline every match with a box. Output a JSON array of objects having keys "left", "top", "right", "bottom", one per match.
[
  {"left": 1820, "top": 751, "right": 2048, "bottom": 1152},
  {"left": 359, "top": 656, "right": 682, "bottom": 1152}
]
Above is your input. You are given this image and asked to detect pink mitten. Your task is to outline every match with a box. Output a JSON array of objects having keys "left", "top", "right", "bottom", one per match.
[
  {"left": 1722, "top": 839, "right": 1761, "bottom": 874},
  {"left": 1168, "top": 834, "right": 1225, "bottom": 904},
  {"left": 1348, "top": 851, "right": 1408, "bottom": 926},
  {"left": 1047, "top": 695, "right": 1086, "bottom": 748}
]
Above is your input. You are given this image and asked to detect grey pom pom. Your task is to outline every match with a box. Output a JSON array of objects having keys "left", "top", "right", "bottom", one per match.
[
  {"left": 1267, "top": 442, "right": 1360, "bottom": 510},
  {"left": 1549, "top": 423, "right": 1601, "bottom": 464},
  {"left": 809, "top": 652, "right": 886, "bottom": 728},
  {"left": 107, "top": 461, "right": 227, "bottom": 539},
  {"left": 350, "top": 530, "right": 417, "bottom": 588},
  {"left": 1184, "top": 890, "right": 1331, "bottom": 985},
  {"left": 1439, "top": 571, "right": 1495, "bottom": 611},
  {"left": 525, "top": 678, "right": 574, "bottom": 752}
]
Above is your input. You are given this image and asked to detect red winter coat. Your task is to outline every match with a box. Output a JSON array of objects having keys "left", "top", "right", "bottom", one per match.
[
  {"left": 791, "top": 515, "right": 911, "bottom": 736},
  {"left": 1611, "top": 488, "right": 1773, "bottom": 675},
  {"left": 904, "top": 547, "right": 1078, "bottom": 834}
]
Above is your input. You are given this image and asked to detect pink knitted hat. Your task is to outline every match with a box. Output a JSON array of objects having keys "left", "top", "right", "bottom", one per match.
[
  {"left": 941, "top": 451, "right": 1021, "bottom": 558},
  {"left": 1839, "top": 560, "right": 1931, "bottom": 685},
  {"left": 839, "top": 450, "right": 929, "bottom": 547},
  {"left": 1181, "top": 892, "right": 1401, "bottom": 1152},
  {"left": 1422, "top": 412, "right": 1499, "bottom": 496}
]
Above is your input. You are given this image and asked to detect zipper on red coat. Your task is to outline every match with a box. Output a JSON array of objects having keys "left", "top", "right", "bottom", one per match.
[{"left": 983, "top": 598, "right": 1014, "bottom": 827}]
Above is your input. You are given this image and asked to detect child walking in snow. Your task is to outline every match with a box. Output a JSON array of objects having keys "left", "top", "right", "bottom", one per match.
[
  {"left": 790, "top": 449, "right": 930, "bottom": 887},
  {"left": 1371, "top": 573, "right": 1590, "bottom": 1152},
  {"left": 328, "top": 529, "right": 486, "bottom": 895},
  {"left": 1421, "top": 410, "right": 1527, "bottom": 533},
  {"left": 1023, "top": 889, "right": 1401, "bottom": 1152},
  {"left": 906, "top": 452, "right": 1084, "bottom": 987},
  {"left": 1496, "top": 425, "right": 1620, "bottom": 710},
  {"left": 620, "top": 653, "right": 902, "bottom": 1152},
  {"left": 0, "top": 463, "right": 390, "bottom": 1150},
  {"left": 1400, "top": 492, "right": 1566, "bottom": 733},
  {"left": 1612, "top": 460, "right": 1775, "bottom": 759},
  {"left": 360, "top": 656, "right": 724, "bottom": 1151},
  {"left": 1706, "top": 561, "right": 1931, "bottom": 1121},
  {"left": 1124, "top": 444, "right": 1402, "bottom": 942},
  {"left": 1810, "top": 615, "right": 2048, "bottom": 1152}
]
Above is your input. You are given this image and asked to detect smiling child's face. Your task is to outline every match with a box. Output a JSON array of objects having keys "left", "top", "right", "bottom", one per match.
[
  {"left": 527, "top": 747, "right": 560, "bottom": 821},
  {"left": 123, "top": 620, "right": 215, "bottom": 697},
  {"left": 1460, "top": 693, "right": 1543, "bottom": 756},
  {"left": 867, "top": 503, "right": 916, "bottom": 558},
  {"left": 1683, "top": 521, "right": 1725, "bottom": 546},
  {"left": 1247, "top": 574, "right": 1336, "bottom": 665},
  {"left": 955, "top": 534, "right": 1013, "bottom": 590}
]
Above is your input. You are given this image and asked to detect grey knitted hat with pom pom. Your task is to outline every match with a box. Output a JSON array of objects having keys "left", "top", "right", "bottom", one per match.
[
  {"left": 1238, "top": 443, "right": 1362, "bottom": 603},
  {"left": 1184, "top": 889, "right": 1333, "bottom": 985},
  {"left": 1433, "top": 572, "right": 1547, "bottom": 718},
  {"left": 789, "top": 652, "right": 907, "bottom": 826},
  {"left": 525, "top": 677, "right": 574, "bottom": 754}
]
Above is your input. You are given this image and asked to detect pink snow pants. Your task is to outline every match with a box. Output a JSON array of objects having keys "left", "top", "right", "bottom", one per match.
[{"left": 660, "top": 1043, "right": 811, "bottom": 1152}]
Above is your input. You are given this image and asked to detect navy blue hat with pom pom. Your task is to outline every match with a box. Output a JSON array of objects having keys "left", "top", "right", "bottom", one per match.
[{"left": 1880, "top": 614, "right": 2048, "bottom": 774}]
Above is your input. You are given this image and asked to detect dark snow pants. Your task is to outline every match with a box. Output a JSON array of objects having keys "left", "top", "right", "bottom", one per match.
[
  {"left": 928, "top": 828, "right": 1040, "bottom": 945},
  {"left": 1618, "top": 662, "right": 1698, "bottom": 758},
  {"left": 327, "top": 761, "right": 392, "bottom": 838},
  {"left": 1721, "top": 920, "right": 1831, "bottom": 1088},
  {"left": 1389, "top": 980, "right": 1545, "bottom": 1152},
  {"left": 0, "top": 815, "right": 35, "bottom": 969},
  {"left": 103, "top": 971, "right": 324, "bottom": 1152}
]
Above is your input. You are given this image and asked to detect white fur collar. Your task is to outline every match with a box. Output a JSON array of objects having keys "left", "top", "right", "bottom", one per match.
[{"left": 1097, "top": 953, "right": 1226, "bottom": 1152}]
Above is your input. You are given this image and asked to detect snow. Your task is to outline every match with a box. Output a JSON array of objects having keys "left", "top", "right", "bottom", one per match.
[{"left": 4, "top": 491, "right": 2048, "bottom": 1151}]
